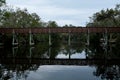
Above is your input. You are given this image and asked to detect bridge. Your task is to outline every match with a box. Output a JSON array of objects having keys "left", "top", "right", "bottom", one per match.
[
  {"left": 0, "top": 27, "right": 120, "bottom": 33},
  {"left": 0, "top": 27, "right": 120, "bottom": 45},
  {"left": 0, "top": 58, "right": 120, "bottom": 65}
]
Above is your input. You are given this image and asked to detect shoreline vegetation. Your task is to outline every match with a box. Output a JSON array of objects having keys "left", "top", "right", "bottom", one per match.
[{"left": 0, "top": 1, "right": 120, "bottom": 46}]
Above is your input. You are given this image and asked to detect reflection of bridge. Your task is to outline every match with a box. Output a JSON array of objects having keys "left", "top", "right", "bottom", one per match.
[
  {"left": 0, "top": 27, "right": 120, "bottom": 45},
  {"left": 0, "top": 58, "right": 120, "bottom": 65}
]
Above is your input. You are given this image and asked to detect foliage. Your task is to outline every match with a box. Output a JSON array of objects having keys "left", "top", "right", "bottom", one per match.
[
  {"left": 1, "top": 7, "right": 41, "bottom": 28},
  {"left": 0, "top": 3, "right": 61, "bottom": 44},
  {"left": 87, "top": 4, "right": 120, "bottom": 46},
  {"left": 87, "top": 4, "right": 120, "bottom": 27},
  {"left": 0, "top": 0, "right": 5, "bottom": 7}
]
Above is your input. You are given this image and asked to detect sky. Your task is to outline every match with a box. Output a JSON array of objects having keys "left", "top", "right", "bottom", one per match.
[{"left": 6, "top": 0, "right": 120, "bottom": 26}]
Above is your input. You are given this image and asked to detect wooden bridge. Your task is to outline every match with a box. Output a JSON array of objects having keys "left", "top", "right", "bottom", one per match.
[
  {"left": 0, "top": 27, "right": 120, "bottom": 33},
  {"left": 0, "top": 27, "right": 120, "bottom": 46}
]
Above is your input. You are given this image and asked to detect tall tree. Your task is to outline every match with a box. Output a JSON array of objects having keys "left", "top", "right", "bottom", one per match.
[
  {"left": 1, "top": 8, "right": 41, "bottom": 28},
  {"left": 87, "top": 4, "right": 120, "bottom": 27},
  {"left": 87, "top": 4, "right": 120, "bottom": 46}
]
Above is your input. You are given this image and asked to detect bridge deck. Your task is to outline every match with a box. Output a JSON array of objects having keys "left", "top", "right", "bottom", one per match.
[{"left": 0, "top": 27, "right": 120, "bottom": 33}]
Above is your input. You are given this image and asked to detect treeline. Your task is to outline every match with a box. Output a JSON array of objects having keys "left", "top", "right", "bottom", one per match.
[
  {"left": 1, "top": 0, "right": 120, "bottom": 46},
  {"left": 0, "top": 0, "right": 86, "bottom": 45},
  {"left": 86, "top": 4, "right": 120, "bottom": 47},
  {"left": 87, "top": 4, "right": 120, "bottom": 27}
]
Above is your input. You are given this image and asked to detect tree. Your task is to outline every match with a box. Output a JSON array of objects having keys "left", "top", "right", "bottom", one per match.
[
  {"left": 0, "top": 0, "right": 6, "bottom": 26},
  {"left": 47, "top": 21, "right": 61, "bottom": 44},
  {"left": 87, "top": 4, "right": 120, "bottom": 27},
  {"left": 87, "top": 4, "right": 120, "bottom": 46},
  {"left": 47, "top": 21, "right": 58, "bottom": 27},
  {"left": 0, "top": 5, "right": 43, "bottom": 45},
  {"left": 1, "top": 8, "right": 41, "bottom": 28},
  {"left": 0, "top": 0, "right": 5, "bottom": 7}
]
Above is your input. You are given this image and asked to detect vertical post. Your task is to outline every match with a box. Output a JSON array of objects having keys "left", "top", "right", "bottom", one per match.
[
  {"left": 29, "top": 29, "right": 34, "bottom": 45},
  {"left": 29, "top": 47, "right": 34, "bottom": 63},
  {"left": 87, "top": 29, "right": 90, "bottom": 46},
  {"left": 68, "top": 30, "right": 71, "bottom": 46},
  {"left": 12, "top": 29, "right": 18, "bottom": 46},
  {"left": 49, "top": 28, "right": 52, "bottom": 46},
  {"left": 29, "top": 29, "right": 31, "bottom": 45},
  {"left": 29, "top": 47, "right": 34, "bottom": 58}
]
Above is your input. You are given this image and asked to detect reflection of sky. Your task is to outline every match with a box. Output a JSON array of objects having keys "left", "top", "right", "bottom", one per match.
[
  {"left": 56, "top": 50, "right": 86, "bottom": 59},
  {"left": 27, "top": 65, "right": 100, "bottom": 80}
]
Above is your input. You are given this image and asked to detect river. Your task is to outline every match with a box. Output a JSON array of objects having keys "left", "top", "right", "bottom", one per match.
[{"left": 0, "top": 42, "right": 120, "bottom": 80}]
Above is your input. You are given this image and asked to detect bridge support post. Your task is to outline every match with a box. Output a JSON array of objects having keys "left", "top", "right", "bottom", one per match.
[
  {"left": 49, "top": 29, "right": 52, "bottom": 46},
  {"left": 49, "top": 34, "right": 52, "bottom": 46},
  {"left": 87, "top": 29, "right": 90, "bottom": 46},
  {"left": 29, "top": 29, "right": 34, "bottom": 45},
  {"left": 29, "top": 47, "right": 34, "bottom": 58},
  {"left": 68, "top": 31, "right": 71, "bottom": 46},
  {"left": 12, "top": 29, "right": 18, "bottom": 46}
]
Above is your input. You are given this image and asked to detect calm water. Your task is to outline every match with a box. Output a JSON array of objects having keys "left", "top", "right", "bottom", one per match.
[{"left": 0, "top": 42, "right": 120, "bottom": 80}]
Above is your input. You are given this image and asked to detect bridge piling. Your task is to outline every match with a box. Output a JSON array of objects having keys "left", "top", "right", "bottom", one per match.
[
  {"left": 12, "top": 29, "right": 18, "bottom": 46},
  {"left": 29, "top": 47, "right": 34, "bottom": 58},
  {"left": 49, "top": 29, "right": 52, "bottom": 46},
  {"left": 29, "top": 29, "right": 34, "bottom": 45},
  {"left": 87, "top": 29, "right": 90, "bottom": 46}
]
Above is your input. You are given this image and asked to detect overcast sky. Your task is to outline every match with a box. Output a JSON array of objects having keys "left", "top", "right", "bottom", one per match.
[{"left": 6, "top": 0, "right": 120, "bottom": 26}]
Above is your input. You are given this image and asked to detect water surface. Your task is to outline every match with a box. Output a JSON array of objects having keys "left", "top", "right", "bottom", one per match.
[{"left": 0, "top": 42, "right": 120, "bottom": 80}]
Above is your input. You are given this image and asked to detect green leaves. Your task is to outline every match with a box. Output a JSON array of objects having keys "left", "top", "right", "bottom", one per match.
[
  {"left": 87, "top": 4, "right": 120, "bottom": 27},
  {"left": 1, "top": 8, "right": 42, "bottom": 28},
  {"left": 47, "top": 21, "right": 58, "bottom": 27}
]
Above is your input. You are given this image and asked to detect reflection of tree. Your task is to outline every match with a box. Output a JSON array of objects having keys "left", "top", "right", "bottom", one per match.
[
  {"left": 85, "top": 44, "right": 106, "bottom": 59},
  {"left": 87, "top": 41, "right": 120, "bottom": 59},
  {"left": 54, "top": 43, "right": 85, "bottom": 59},
  {"left": 0, "top": 41, "right": 86, "bottom": 59},
  {"left": 0, "top": 64, "right": 39, "bottom": 80},
  {"left": 93, "top": 65, "right": 120, "bottom": 80}
]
